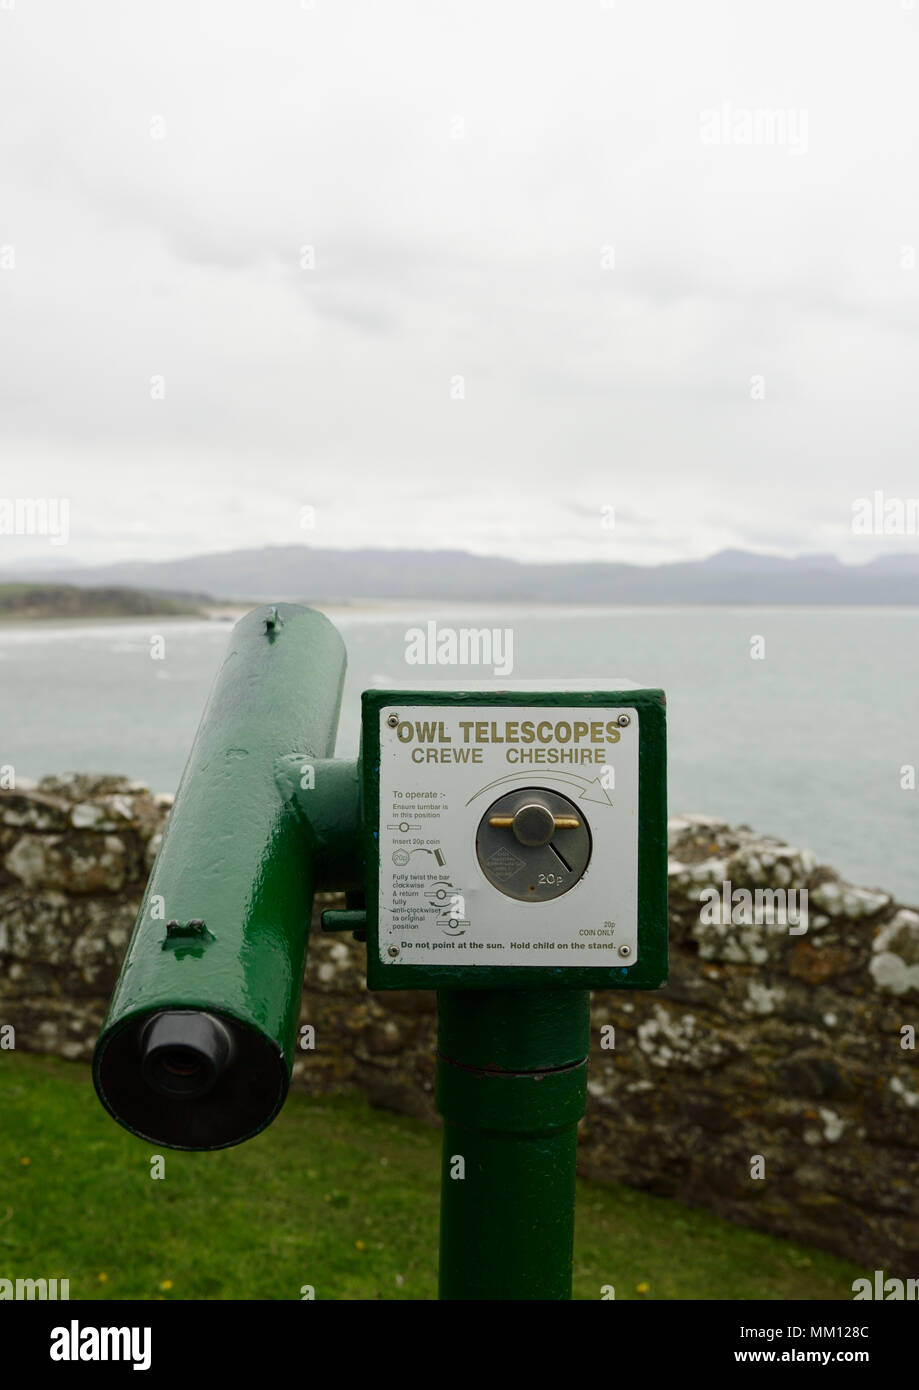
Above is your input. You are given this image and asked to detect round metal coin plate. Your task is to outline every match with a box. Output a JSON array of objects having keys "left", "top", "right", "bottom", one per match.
[{"left": 475, "top": 786, "right": 592, "bottom": 902}]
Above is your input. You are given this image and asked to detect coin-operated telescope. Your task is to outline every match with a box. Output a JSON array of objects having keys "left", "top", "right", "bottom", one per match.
[{"left": 94, "top": 604, "right": 668, "bottom": 1299}]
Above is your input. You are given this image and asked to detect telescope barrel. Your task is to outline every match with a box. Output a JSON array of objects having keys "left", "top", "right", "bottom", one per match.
[{"left": 93, "top": 603, "right": 347, "bottom": 1150}]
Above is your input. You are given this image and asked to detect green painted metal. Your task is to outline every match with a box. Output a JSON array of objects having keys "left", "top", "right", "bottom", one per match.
[
  {"left": 436, "top": 990, "right": 590, "bottom": 1299},
  {"left": 93, "top": 604, "right": 347, "bottom": 1150},
  {"left": 276, "top": 755, "right": 362, "bottom": 892},
  {"left": 361, "top": 687, "right": 668, "bottom": 991},
  {"left": 320, "top": 909, "right": 368, "bottom": 932}
]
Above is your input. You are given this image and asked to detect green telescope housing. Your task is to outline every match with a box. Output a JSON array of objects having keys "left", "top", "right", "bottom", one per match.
[{"left": 93, "top": 604, "right": 349, "bottom": 1150}]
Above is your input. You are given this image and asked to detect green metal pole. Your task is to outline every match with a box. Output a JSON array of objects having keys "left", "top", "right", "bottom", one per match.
[{"left": 435, "top": 989, "right": 590, "bottom": 1300}]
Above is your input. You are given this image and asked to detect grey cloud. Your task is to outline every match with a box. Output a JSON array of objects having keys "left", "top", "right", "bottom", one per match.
[{"left": 2, "top": 0, "right": 919, "bottom": 567}]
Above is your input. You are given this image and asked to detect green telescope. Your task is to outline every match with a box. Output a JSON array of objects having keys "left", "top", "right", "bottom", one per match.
[
  {"left": 95, "top": 603, "right": 668, "bottom": 1297},
  {"left": 94, "top": 604, "right": 352, "bottom": 1150}
]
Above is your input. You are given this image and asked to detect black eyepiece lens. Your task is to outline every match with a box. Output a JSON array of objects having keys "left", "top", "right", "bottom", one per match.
[{"left": 140, "top": 1012, "right": 232, "bottom": 1100}]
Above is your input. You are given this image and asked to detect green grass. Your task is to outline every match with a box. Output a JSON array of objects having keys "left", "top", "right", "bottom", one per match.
[{"left": 0, "top": 1053, "right": 860, "bottom": 1300}]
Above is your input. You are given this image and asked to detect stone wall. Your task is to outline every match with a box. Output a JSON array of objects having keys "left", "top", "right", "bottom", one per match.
[{"left": 1, "top": 775, "right": 917, "bottom": 1275}]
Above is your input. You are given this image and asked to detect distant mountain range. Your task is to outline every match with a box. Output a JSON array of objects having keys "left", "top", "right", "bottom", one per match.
[{"left": 2, "top": 546, "right": 918, "bottom": 605}]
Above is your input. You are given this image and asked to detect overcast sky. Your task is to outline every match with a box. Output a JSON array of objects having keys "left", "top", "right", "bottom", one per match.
[{"left": 2, "top": 0, "right": 918, "bottom": 569}]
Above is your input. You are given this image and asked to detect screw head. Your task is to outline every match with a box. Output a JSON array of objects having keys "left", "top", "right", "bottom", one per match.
[
  {"left": 617, "top": 714, "right": 631, "bottom": 727},
  {"left": 387, "top": 945, "right": 400, "bottom": 958},
  {"left": 386, "top": 714, "right": 399, "bottom": 728},
  {"left": 618, "top": 944, "right": 631, "bottom": 958}
]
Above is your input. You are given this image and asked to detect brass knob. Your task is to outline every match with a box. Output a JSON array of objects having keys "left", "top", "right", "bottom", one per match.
[{"left": 488, "top": 802, "right": 580, "bottom": 847}]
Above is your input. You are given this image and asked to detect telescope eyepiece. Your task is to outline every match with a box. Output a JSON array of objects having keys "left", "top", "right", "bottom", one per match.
[
  {"left": 141, "top": 1011, "right": 233, "bottom": 1101},
  {"left": 96, "top": 1003, "right": 287, "bottom": 1149}
]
